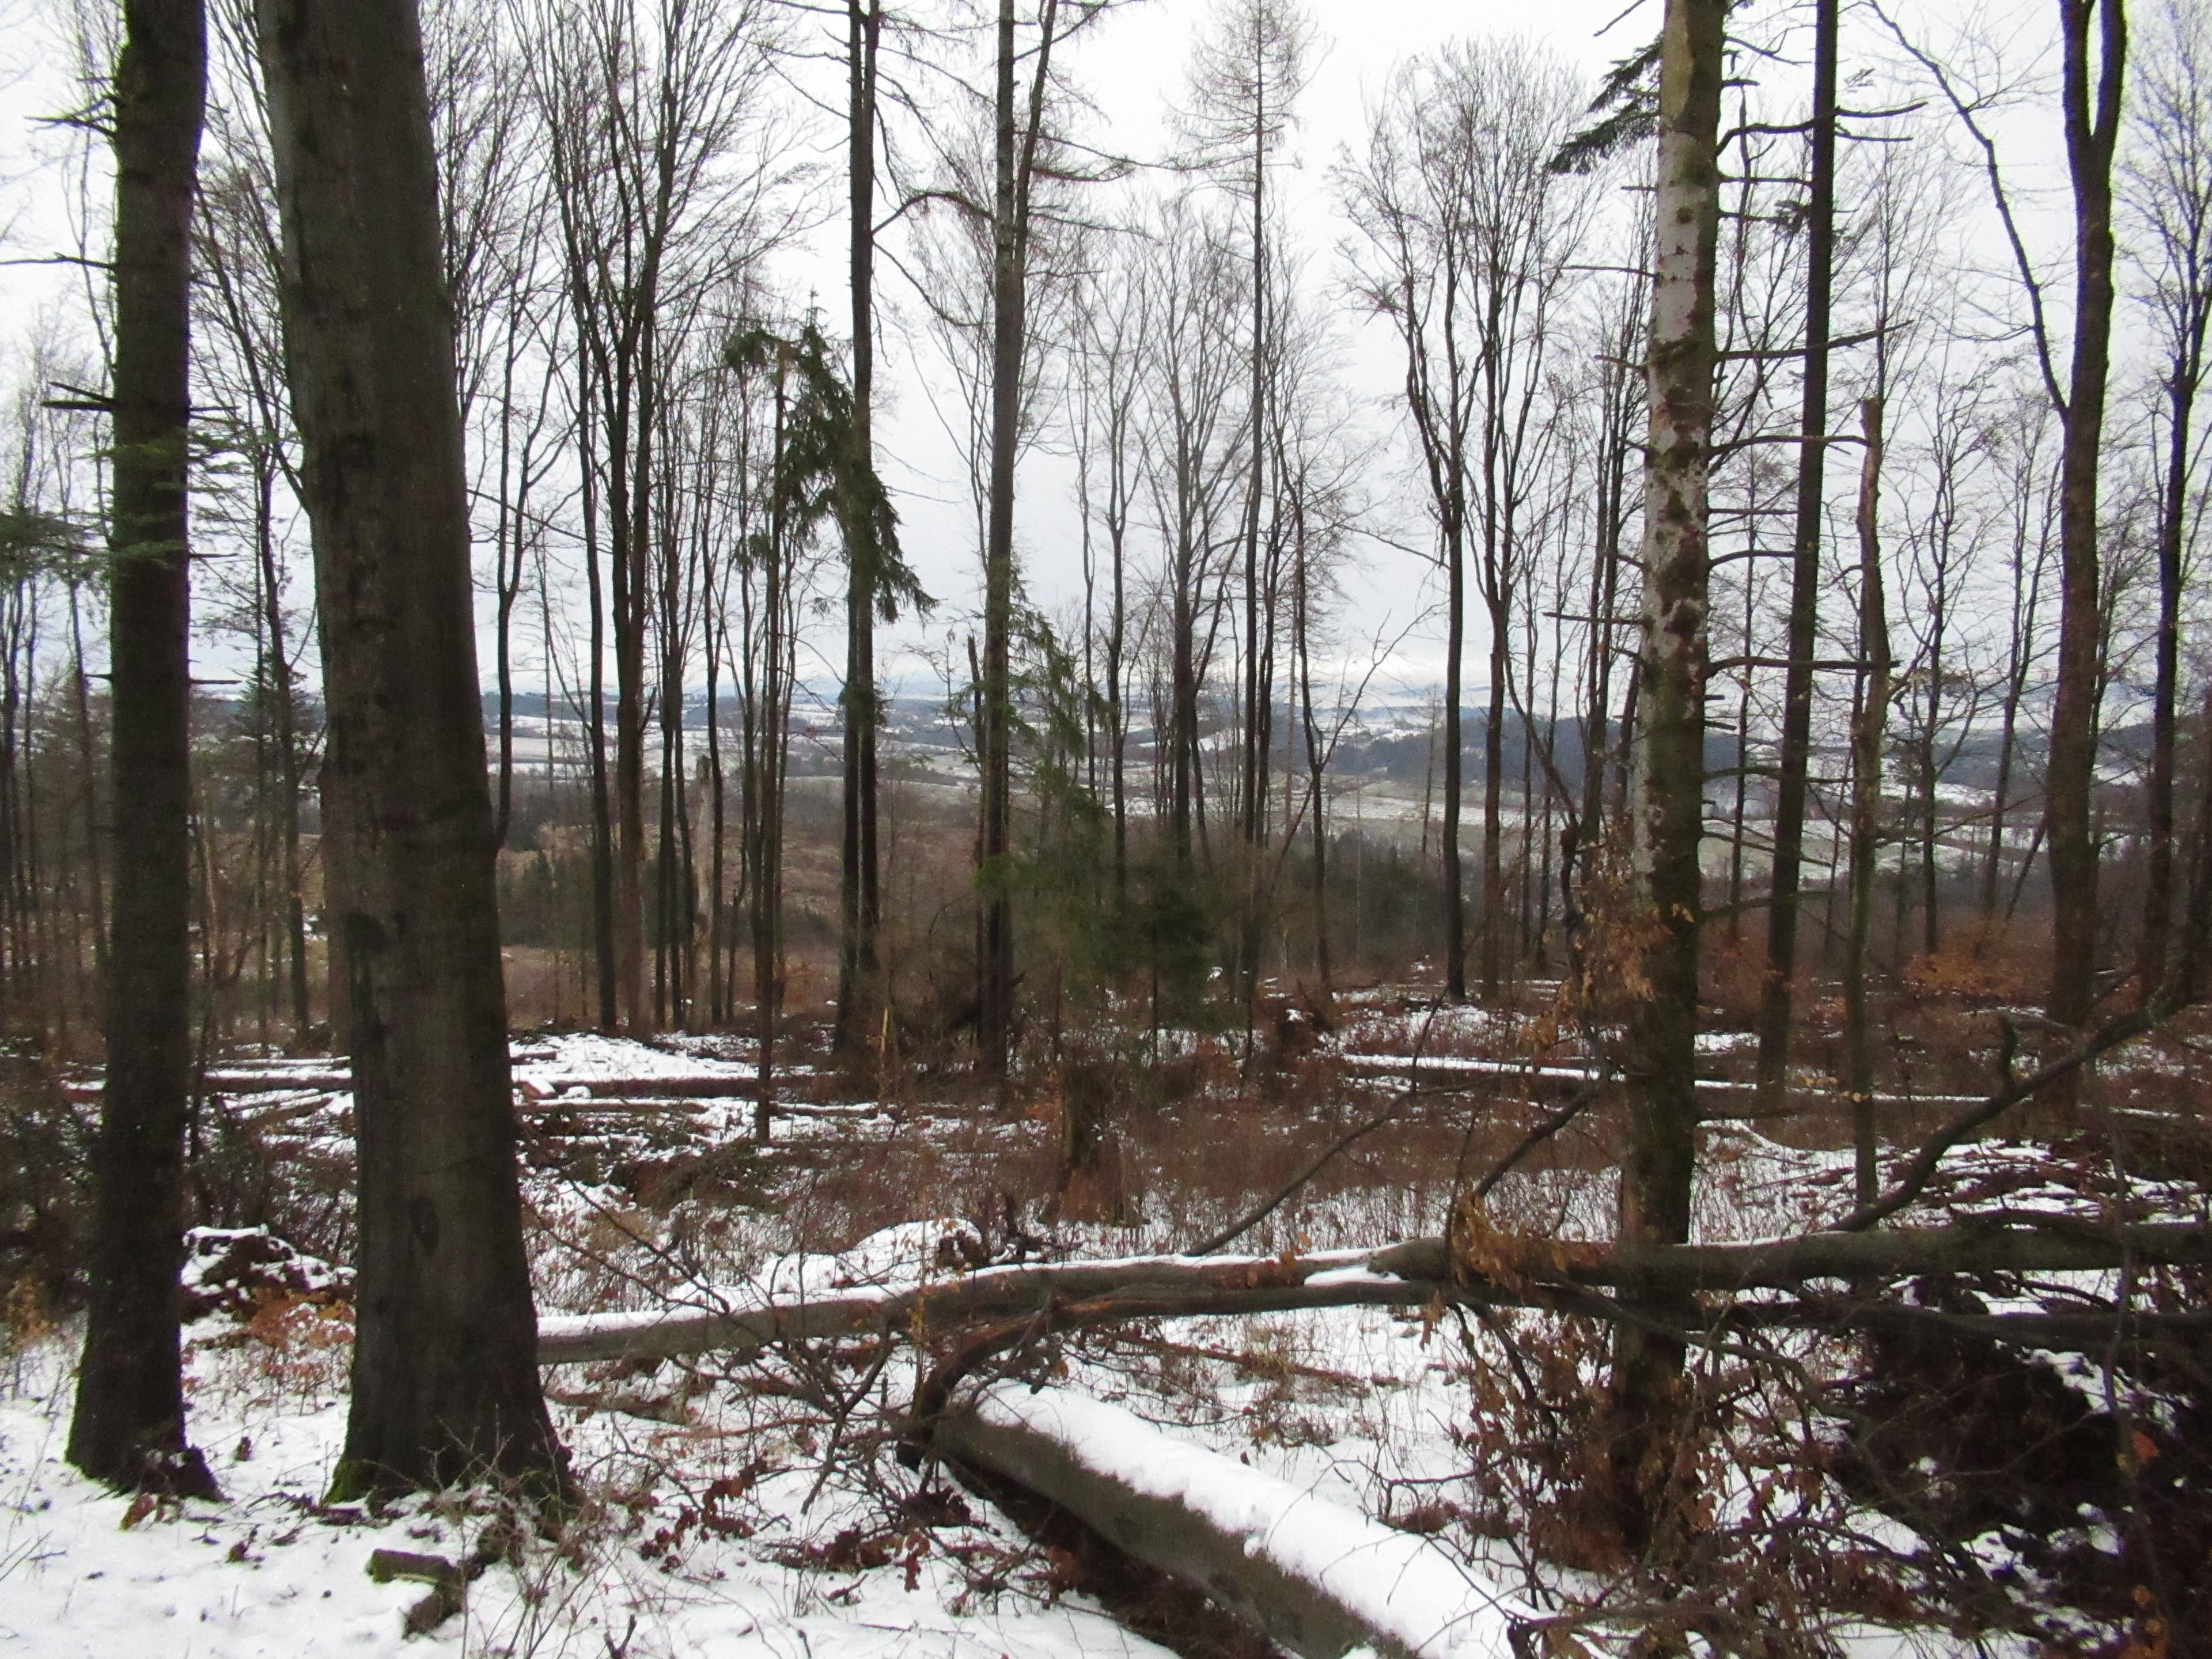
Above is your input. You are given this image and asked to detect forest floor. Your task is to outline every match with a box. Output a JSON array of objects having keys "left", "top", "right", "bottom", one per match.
[{"left": 2, "top": 990, "right": 2208, "bottom": 1657}]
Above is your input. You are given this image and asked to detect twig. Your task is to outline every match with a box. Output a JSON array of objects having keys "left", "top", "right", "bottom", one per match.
[
  {"left": 1188, "top": 1092, "right": 1419, "bottom": 1256},
  {"left": 1473, "top": 1068, "right": 1615, "bottom": 1199},
  {"left": 1834, "top": 1009, "right": 2153, "bottom": 1231}
]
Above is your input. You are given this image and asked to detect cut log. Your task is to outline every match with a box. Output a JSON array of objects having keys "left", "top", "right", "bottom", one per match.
[
  {"left": 937, "top": 1385, "right": 1525, "bottom": 1659},
  {"left": 536, "top": 1221, "right": 2209, "bottom": 1366}
]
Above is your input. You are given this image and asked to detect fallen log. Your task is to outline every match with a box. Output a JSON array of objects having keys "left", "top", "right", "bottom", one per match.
[
  {"left": 64, "top": 1070, "right": 355, "bottom": 1101},
  {"left": 537, "top": 1248, "right": 1383, "bottom": 1365},
  {"left": 536, "top": 1220, "right": 2209, "bottom": 1366},
  {"left": 936, "top": 1385, "right": 1526, "bottom": 1659},
  {"left": 514, "top": 1096, "right": 710, "bottom": 1116},
  {"left": 530, "top": 1074, "right": 765, "bottom": 1099},
  {"left": 1334, "top": 1052, "right": 1987, "bottom": 1109},
  {"left": 1366, "top": 1217, "right": 2212, "bottom": 1290}
]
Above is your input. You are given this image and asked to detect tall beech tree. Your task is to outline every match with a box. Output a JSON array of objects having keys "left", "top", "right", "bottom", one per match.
[
  {"left": 2043, "top": 0, "right": 2125, "bottom": 1028},
  {"left": 835, "top": 0, "right": 888, "bottom": 1058},
  {"left": 1752, "top": 0, "right": 1838, "bottom": 1105},
  {"left": 256, "top": 0, "right": 565, "bottom": 1495},
  {"left": 1842, "top": 396, "right": 1891, "bottom": 1205},
  {"left": 1608, "top": 0, "right": 1724, "bottom": 1537},
  {"left": 977, "top": 0, "right": 1064, "bottom": 1078},
  {"left": 68, "top": 0, "right": 218, "bottom": 1499}
]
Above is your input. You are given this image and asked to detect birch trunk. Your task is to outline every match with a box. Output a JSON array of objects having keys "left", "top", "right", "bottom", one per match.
[{"left": 1607, "top": 0, "right": 1724, "bottom": 1540}]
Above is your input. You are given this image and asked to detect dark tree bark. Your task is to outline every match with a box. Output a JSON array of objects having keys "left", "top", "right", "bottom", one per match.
[
  {"left": 256, "top": 0, "right": 565, "bottom": 1497},
  {"left": 977, "top": 0, "right": 1059, "bottom": 1078},
  {"left": 1608, "top": 0, "right": 1724, "bottom": 1540},
  {"left": 69, "top": 0, "right": 217, "bottom": 1500},
  {"left": 1842, "top": 398, "right": 1891, "bottom": 1207},
  {"left": 977, "top": 0, "right": 1021, "bottom": 1080},
  {"left": 835, "top": 0, "right": 885, "bottom": 1059},
  {"left": 1442, "top": 515, "right": 1467, "bottom": 1002},
  {"left": 577, "top": 392, "right": 618, "bottom": 1031},
  {"left": 1753, "top": 0, "right": 1836, "bottom": 1106},
  {"left": 2043, "top": 0, "right": 2126, "bottom": 1028}
]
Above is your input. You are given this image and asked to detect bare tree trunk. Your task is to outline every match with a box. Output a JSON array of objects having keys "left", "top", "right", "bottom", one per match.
[
  {"left": 2133, "top": 0, "right": 2211, "bottom": 990},
  {"left": 1479, "top": 601, "right": 1506, "bottom": 998},
  {"left": 1607, "top": 0, "right": 1723, "bottom": 1543},
  {"left": 578, "top": 392, "right": 617, "bottom": 1030},
  {"left": 1753, "top": 0, "right": 1836, "bottom": 1105},
  {"left": 752, "top": 391, "right": 787, "bottom": 1142},
  {"left": 1442, "top": 532, "right": 1466, "bottom": 1001},
  {"left": 617, "top": 329, "right": 652, "bottom": 1030},
  {"left": 976, "top": 0, "right": 1058, "bottom": 1078},
  {"left": 2043, "top": 0, "right": 2126, "bottom": 1028},
  {"left": 258, "top": 0, "right": 564, "bottom": 1497},
  {"left": 1982, "top": 484, "right": 2046, "bottom": 932},
  {"left": 70, "top": 0, "right": 217, "bottom": 1501},
  {"left": 493, "top": 327, "right": 521, "bottom": 851},
  {"left": 1293, "top": 491, "right": 1330, "bottom": 997},
  {"left": 1236, "top": 22, "right": 1271, "bottom": 1039},
  {"left": 706, "top": 563, "right": 727, "bottom": 1028},
  {"left": 255, "top": 479, "right": 311, "bottom": 1038},
  {"left": 976, "top": 0, "right": 1020, "bottom": 1080},
  {"left": 1842, "top": 399, "right": 1890, "bottom": 1207},
  {"left": 835, "top": 0, "right": 885, "bottom": 1058}
]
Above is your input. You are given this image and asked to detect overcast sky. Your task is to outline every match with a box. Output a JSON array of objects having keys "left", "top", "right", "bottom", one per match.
[
  {"left": 854, "top": 0, "right": 1657, "bottom": 698},
  {"left": 0, "top": 0, "right": 2086, "bottom": 706}
]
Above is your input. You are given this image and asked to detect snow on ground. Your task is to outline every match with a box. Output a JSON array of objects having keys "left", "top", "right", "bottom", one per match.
[
  {"left": 12, "top": 1031, "right": 2189, "bottom": 1656},
  {"left": 0, "top": 1330, "right": 1184, "bottom": 1659}
]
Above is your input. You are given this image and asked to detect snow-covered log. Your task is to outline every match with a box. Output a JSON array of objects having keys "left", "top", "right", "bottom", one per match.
[{"left": 936, "top": 1385, "right": 1524, "bottom": 1659}]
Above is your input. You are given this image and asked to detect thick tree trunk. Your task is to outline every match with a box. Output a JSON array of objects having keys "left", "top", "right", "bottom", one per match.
[
  {"left": 257, "top": 0, "right": 564, "bottom": 1497},
  {"left": 2043, "top": 0, "right": 2126, "bottom": 1028},
  {"left": 69, "top": 0, "right": 215, "bottom": 1500},
  {"left": 1609, "top": 0, "right": 1724, "bottom": 1540},
  {"left": 1753, "top": 0, "right": 1836, "bottom": 1106}
]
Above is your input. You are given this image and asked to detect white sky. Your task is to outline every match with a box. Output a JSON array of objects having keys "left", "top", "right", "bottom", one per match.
[
  {"left": 0, "top": 0, "right": 2099, "bottom": 709},
  {"left": 856, "top": 0, "right": 1657, "bottom": 698}
]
